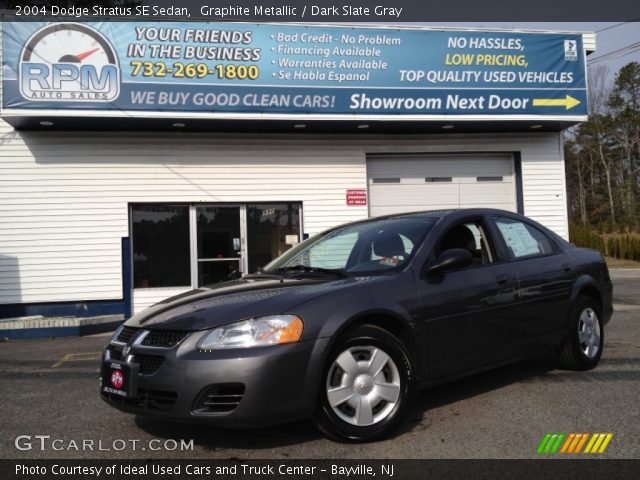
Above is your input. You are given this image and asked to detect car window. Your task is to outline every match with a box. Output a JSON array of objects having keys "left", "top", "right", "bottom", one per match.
[
  {"left": 493, "top": 217, "right": 555, "bottom": 259},
  {"left": 307, "top": 232, "right": 358, "bottom": 269},
  {"left": 436, "top": 220, "right": 495, "bottom": 266},
  {"left": 264, "top": 216, "right": 436, "bottom": 274}
]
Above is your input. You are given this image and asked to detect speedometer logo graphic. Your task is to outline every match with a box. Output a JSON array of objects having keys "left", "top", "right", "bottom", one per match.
[{"left": 19, "top": 23, "right": 120, "bottom": 102}]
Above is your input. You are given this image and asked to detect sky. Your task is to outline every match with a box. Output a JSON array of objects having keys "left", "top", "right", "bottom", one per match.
[{"left": 431, "top": 22, "right": 640, "bottom": 86}]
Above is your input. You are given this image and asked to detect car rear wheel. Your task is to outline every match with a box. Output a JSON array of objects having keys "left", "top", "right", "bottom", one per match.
[
  {"left": 557, "top": 296, "right": 604, "bottom": 370},
  {"left": 314, "top": 325, "right": 415, "bottom": 442}
]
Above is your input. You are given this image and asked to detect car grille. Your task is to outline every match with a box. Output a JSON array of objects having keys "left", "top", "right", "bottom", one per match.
[
  {"left": 142, "top": 330, "right": 189, "bottom": 348},
  {"left": 193, "top": 383, "right": 245, "bottom": 414},
  {"left": 117, "top": 326, "right": 137, "bottom": 343},
  {"left": 107, "top": 344, "right": 124, "bottom": 361},
  {"left": 103, "top": 389, "right": 177, "bottom": 412},
  {"left": 133, "top": 354, "right": 164, "bottom": 375}
]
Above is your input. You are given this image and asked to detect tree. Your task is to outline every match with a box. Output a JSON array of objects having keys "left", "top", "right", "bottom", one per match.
[
  {"left": 565, "top": 61, "right": 640, "bottom": 232},
  {"left": 608, "top": 62, "right": 640, "bottom": 229}
]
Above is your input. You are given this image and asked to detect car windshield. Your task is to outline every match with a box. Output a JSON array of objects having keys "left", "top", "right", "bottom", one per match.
[{"left": 263, "top": 216, "right": 437, "bottom": 275}]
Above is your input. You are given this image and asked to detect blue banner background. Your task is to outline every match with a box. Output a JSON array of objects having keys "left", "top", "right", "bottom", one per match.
[{"left": 2, "top": 22, "right": 588, "bottom": 116}]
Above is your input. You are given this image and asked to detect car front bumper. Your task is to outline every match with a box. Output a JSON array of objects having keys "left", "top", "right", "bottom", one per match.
[{"left": 100, "top": 331, "right": 330, "bottom": 428}]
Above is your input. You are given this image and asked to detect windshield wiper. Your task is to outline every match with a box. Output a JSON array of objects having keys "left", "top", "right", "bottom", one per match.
[{"left": 276, "top": 265, "right": 349, "bottom": 277}]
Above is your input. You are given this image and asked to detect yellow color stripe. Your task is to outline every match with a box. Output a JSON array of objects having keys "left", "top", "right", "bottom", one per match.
[
  {"left": 590, "top": 434, "right": 607, "bottom": 453},
  {"left": 561, "top": 433, "right": 576, "bottom": 453},
  {"left": 584, "top": 433, "right": 600, "bottom": 453},
  {"left": 598, "top": 434, "right": 613, "bottom": 453},
  {"left": 574, "top": 433, "right": 589, "bottom": 453}
]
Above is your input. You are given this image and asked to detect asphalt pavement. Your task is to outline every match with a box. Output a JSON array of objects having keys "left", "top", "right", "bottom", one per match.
[{"left": 1, "top": 273, "right": 638, "bottom": 459}]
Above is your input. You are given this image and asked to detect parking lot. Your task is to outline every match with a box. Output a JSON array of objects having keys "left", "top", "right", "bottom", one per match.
[{"left": 1, "top": 273, "right": 638, "bottom": 459}]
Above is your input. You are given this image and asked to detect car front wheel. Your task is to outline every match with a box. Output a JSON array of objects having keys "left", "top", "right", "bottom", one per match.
[
  {"left": 557, "top": 296, "right": 604, "bottom": 370},
  {"left": 314, "top": 325, "right": 415, "bottom": 442}
]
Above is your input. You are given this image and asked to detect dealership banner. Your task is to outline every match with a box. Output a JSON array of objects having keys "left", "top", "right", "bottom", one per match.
[{"left": 2, "top": 22, "right": 588, "bottom": 117}]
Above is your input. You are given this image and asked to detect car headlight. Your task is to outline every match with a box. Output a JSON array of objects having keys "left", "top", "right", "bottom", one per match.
[{"left": 197, "top": 315, "right": 304, "bottom": 351}]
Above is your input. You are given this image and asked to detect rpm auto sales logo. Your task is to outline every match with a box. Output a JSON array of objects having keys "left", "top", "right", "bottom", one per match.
[
  {"left": 19, "top": 23, "right": 120, "bottom": 102},
  {"left": 110, "top": 370, "right": 124, "bottom": 389}
]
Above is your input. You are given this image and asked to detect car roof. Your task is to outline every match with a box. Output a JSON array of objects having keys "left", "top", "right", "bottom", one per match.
[
  {"left": 319, "top": 208, "right": 569, "bottom": 249},
  {"left": 324, "top": 208, "right": 524, "bottom": 233},
  {"left": 368, "top": 208, "right": 521, "bottom": 222},
  {"left": 368, "top": 208, "right": 568, "bottom": 245}
]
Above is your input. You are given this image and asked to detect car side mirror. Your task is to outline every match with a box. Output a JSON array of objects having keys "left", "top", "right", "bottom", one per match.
[{"left": 425, "top": 248, "right": 473, "bottom": 275}]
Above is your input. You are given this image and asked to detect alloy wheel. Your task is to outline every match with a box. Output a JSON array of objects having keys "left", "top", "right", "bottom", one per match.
[
  {"left": 326, "top": 346, "right": 401, "bottom": 427},
  {"left": 578, "top": 307, "right": 601, "bottom": 358}
]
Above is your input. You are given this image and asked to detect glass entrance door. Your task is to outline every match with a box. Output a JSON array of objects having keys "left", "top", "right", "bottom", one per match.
[{"left": 195, "top": 205, "right": 243, "bottom": 286}]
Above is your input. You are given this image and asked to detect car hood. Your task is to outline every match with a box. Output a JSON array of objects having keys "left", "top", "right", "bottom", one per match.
[{"left": 124, "top": 275, "right": 362, "bottom": 331}]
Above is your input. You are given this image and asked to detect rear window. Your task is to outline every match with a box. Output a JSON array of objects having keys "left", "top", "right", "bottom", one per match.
[{"left": 493, "top": 217, "right": 555, "bottom": 259}]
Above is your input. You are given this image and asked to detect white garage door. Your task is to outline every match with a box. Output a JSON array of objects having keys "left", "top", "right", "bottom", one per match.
[{"left": 367, "top": 154, "right": 517, "bottom": 217}]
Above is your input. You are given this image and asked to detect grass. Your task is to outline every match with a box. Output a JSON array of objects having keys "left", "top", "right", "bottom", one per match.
[{"left": 605, "top": 257, "right": 640, "bottom": 269}]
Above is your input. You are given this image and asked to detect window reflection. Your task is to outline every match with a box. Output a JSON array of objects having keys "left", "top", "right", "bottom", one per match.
[
  {"left": 197, "top": 206, "right": 241, "bottom": 259},
  {"left": 131, "top": 205, "right": 190, "bottom": 288},
  {"left": 247, "top": 203, "right": 300, "bottom": 273},
  {"left": 131, "top": 203, "right": 302, "bottom": 288}
]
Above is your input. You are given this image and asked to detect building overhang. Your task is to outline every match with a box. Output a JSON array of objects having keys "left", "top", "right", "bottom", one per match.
[{"left": 1, "top": 110, "right": 586, "bottom": 133}]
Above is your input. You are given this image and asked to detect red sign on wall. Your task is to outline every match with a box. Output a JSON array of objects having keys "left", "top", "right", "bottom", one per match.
[{"left": 346, "top": 189, "right": 367, "bottom": 206}]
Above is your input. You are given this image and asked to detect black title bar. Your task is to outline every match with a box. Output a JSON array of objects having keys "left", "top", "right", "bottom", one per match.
[
  {"left": 3, "top": 460, "right": 640, "bottom": 480},
  {"left": 1, "top": 0, "right": 640, "bottom": 22}
]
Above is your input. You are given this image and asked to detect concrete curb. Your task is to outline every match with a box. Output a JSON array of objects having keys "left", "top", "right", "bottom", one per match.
[
  {"left": 609, "top": 269, "right": 640, "bottom": 279},
  {"left": 0, "top": 314, "right": 124, "bottom": 340}
]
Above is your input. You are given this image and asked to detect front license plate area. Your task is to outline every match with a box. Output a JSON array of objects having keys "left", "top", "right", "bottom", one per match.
[{"left": 102, "top": 360, "right": 139, "bottom": 398}]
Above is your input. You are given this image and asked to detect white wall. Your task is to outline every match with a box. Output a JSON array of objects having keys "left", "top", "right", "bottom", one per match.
[{"left": 0, "top": 124, "right": 567, "bottom": 308}]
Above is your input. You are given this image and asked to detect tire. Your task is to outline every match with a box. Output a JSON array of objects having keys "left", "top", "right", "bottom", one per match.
[
  {"left": 556, "top": 296, "right": 604, "bottom": 370},
  {"left": 314, "top": 324, "right": 416, "bottom": 442}
]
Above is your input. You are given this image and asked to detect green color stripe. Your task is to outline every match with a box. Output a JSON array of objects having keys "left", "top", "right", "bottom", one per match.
[
  {"left": 544, "top": 434, "right": 559, "bottom": 453},
  {"left": 550, "top": 433, "right": 566, "bottom": 453},
  {"left": 537, "top": 433, "right": 552, "bottom": 454}
]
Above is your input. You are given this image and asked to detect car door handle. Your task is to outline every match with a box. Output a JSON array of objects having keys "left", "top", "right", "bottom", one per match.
[
  {"left": 496, "top": 273, "right": 513, "bottom": 285},
  {"left": 562, "top": 263, "right": 572, "bottom": 272}
]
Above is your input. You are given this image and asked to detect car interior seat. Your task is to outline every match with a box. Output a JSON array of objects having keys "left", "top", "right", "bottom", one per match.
[
  {"left": 372, "top": 231, "right": 407, "bottom": 266},
  {"left": 440, "top": 225, "right": 483, "bottom": 265}
]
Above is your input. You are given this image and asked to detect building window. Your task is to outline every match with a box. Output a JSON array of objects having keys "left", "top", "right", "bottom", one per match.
[
  {"left": 372, "top": 177, "right": 401, "bottom": 183},
  {"left": 131, "top": 205, "right": 190, "bottom": 288},
  {"left": 131, "top": 203, "right": 302, "bottom": 288},
  {"left": 246, "top": 203, "right": 301, "bottom": 274}
]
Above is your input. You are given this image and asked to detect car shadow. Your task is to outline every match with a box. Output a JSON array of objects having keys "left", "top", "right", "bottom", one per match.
[
  {"left": 134, "top": 415, "right": 322, "bottom": 450},
  {"left": 134, "top": 358, "right": 559, "bottom": 449},
  {"left": 400, "top": 358, "right": 556, "bottom": 434}
]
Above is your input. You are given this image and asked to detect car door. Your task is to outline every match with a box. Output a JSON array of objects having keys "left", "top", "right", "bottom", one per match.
[
  {"left": 489, "top": 215, "right": 574, "bottom": 350},
  {"left": 417, "top": 217, "right": 521, "bottom": 379}
]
